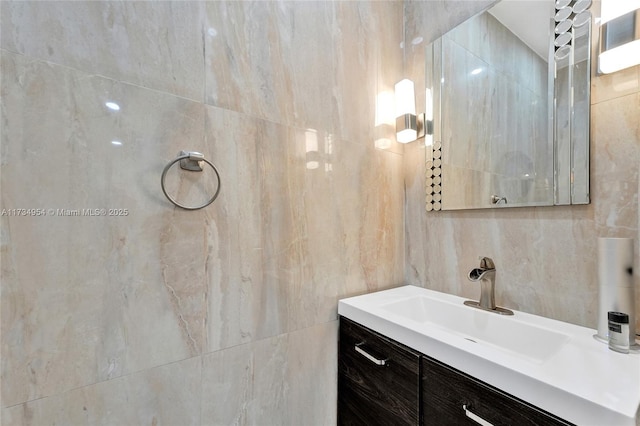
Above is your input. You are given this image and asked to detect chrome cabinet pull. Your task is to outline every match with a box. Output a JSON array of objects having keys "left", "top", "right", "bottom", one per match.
[
  {"left": 354, "top": 342, "right": 388, "bottom": 366},
  {"left": 463, "top": 404, "right": 494, "bottom": 426}
]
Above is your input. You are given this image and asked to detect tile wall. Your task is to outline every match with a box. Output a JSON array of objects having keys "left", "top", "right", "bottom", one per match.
[
  {"left": 440, "top": 11, "right": 551, "bottom": 209},
  {"left": 404, "top": 0, "right": 640, "bottom": 331},
  {"left": 3, "top": 1, "right": 638, "bottom": 424},
  {"left": 0, "top": 1, "right": 404, "bottom": 423}
]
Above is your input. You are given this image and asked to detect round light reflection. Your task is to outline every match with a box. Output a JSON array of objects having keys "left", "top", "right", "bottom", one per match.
[{"left": 105, "top": 102, "right": 120, "bottom": 111}]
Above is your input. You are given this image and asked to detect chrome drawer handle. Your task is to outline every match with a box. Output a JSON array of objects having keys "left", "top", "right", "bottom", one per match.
[
  {"left": 463, "top": 404, "right": 494, "bottom": 426},
  {"left": 354, "top": 343, "right": 388, "bottom": 366}
]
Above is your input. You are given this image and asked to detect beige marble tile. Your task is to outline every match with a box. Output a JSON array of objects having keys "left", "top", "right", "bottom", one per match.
[
  {"left": 201, "top": 321, "right": 337, "bottom": 426},
  {"left": 204, "top": 106, "right": 295, "bottom": 352},
  {"left": 1, "top": 51, "right": 208, "bottom": 406},
  {"left": 335, "top": 147, "right": 406, "bottom": 299},
  {"left": 448, "top": 9, "right": 490, "bottom": 63},
  {"left": 203, "top": 105, "right": 405, "bottom": 353},
  {"left": 0, "top": 2, "right": 407, "bottom": 425},
  {"left": 2, "top": 356, "right": 201, "bottom": 426},
  {"left": 404, "top": 0, "right": 640, "bottom": 332},
  {"left": 205, "top": 1, "right": 332, "bottom": 134},
  {"left": 201, "top": 342, "right": 254, "bottom": 425},
  {"left": 0, "top": 1, "right": 205, "bottom": 101},
  {"left": 441, "top": 165, "right": 493, "bottom": 210},
  {"left": 590, "top": 90, "right": 639, "bottom": 240},
  {"left": 285, "top": 321, "right": 338, "bottom": 426},
  {"left": 592, "top": 93, "right": 640, "bottom": 183},
  {"left": 407, "top": 197, "right": 617, "bottom": 328},
  {"left": 405, "top": 0, "right": 497, "bottom": 47},
  {"left": 407, "top": 0, "right": 479, "bottom": 150},
  {"left": 204, "top": 1, "right": 403, "bottom": 151},
  {"left": 592, "top": 65, "right": 640, "bottom": 105},
  {"left": 441, "top": 37, "right": 490, "bottom": 169},
  {"left": 332, "top": 1, "right": 404, "bottom": 149},
  {"left": 2, "top": 1, "right": 406, "bottom": 417},
  {"left": 437, "top": 6, "right": 552, "bottom": 208},
  {"left": 406, "top": 87, "right": 639, "bottom": 330},
  {"left": 403, "top": 142, "right": 429, "bottom": 282},
  {"left": 205, "top": 2, "right": 298, "bottom": 126}
]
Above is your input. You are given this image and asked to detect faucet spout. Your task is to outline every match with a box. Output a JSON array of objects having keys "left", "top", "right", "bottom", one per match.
[
  {"left": 467, "top": 259, "right": 496, "bottom": 310},
  {"left": 468, "top": 267, "right": 495, "bottom": 283},
  {"left": 464, "top": 257, "right": 513, "bottom": 315}
]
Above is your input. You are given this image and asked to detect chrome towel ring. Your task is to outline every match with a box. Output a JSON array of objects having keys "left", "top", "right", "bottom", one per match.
[{"left": 161, "top": 151, "right": 221, "bottom": 210}]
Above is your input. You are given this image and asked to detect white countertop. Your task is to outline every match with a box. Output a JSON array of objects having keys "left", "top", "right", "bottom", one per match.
[{"left": 338, "top": 285, "right": 640, "bottom": 426}]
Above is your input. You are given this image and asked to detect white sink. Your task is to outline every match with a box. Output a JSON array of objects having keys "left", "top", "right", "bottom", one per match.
[
  {"left": 338, "top": 285, "right": 640, "bottom": 426},
  {"left": 380, "top": 295, "right": 570, "bottom": 363}
]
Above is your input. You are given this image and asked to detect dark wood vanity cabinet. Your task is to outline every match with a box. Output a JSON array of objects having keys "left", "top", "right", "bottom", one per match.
[
  {"left": 338, "top": 317, "right": 573, "bottom": 426},
  {"left": 422, "top": 356, "right": 572, "bottom": 426},
  {"left": 338, "top": 317, "right": 421, "bottom": 425}
]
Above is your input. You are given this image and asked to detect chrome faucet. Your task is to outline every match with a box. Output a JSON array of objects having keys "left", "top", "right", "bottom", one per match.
[{"left": 465, "top": 257, "right": 513, "bottom": 315}]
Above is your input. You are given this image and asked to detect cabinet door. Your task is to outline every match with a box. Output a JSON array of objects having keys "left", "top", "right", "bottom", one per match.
[
  {"left": 338, "top": 317, "right": 421, "bottom": 426},
  {"left": 422, "top": 356, "right": 573, "bottom": 426}
]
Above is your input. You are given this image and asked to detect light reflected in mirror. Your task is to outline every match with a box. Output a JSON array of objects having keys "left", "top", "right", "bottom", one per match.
[{"left": 425, "top": 0, "right": 591, "bottom": 211}]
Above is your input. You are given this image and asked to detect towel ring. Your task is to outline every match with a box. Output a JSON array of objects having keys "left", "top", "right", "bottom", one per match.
[{"left": 161, "top": 151, "right": 221, "bottom": 210}]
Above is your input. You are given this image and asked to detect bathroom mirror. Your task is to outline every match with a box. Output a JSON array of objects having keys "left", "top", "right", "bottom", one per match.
[{"left": 425, "top": 0, "right": 591, "bottom": 211}]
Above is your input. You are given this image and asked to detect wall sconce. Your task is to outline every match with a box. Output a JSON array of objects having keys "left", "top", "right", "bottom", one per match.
[
  {"left": 395, "top": 79, "right": 428, "bottom": 143},
  {"left": 305, "top": 129, "right": 319, "bottom": 170},
  {"left": 598, "top": 0, "right": 640, "bottom": 74}
]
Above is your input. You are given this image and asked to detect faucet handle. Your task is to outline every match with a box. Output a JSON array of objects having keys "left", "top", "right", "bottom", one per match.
[{"left": 479, "top": 257, "right": 495, "bottom": 269}]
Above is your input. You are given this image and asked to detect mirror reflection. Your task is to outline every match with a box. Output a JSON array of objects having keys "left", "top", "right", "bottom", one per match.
[{"left": 425, "top": 0, "right": 591, "bottom": 211}]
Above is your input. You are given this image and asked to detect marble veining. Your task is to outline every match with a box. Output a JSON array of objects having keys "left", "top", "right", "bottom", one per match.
[
  {"left": 2, "top": 356, "right": 202, "bottom": 425},
  {"left": 1, "top": 51, "right": 208, "bottom": 407},
  {"left": 204, "top": 1, "right": 402, "bottom": 148},
  {"left": 440, "top": 10, "right": 551, "bottom": 209},
  {"left": 4, "top": 0, "right": 637, "bottom": 424},
  {"left": 0, "top": 1, "right": 207, "bottom": 101},
  {"left": 201, "top": 321, "right": 337, "bottom": 426},
  {"left": 405, "top": 0, "right": 640, "bottom": 331},
  {"left": 1, "top": 0, "right": 403, "bottom": 423}
]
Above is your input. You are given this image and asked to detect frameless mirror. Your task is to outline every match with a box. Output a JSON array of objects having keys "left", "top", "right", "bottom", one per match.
[{"left": 425, "top": 0, "right": 591, "bottom": 211}]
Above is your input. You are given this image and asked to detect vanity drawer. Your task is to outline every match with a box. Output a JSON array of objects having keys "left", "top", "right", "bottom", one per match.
[
  {"left": 422, "top": 356, "right": 573, "bottom": 426},
  {"left": 338, "top": 317, "right": 421, "bottom": 426}
]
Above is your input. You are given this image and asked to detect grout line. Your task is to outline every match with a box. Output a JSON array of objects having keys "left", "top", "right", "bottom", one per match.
[
  {"left": 3, "top": 319, "right": 341, "bottom": 410},
  {"left": 1, "top": 48, "right": 403, "bottom": 152},
  {"left": 2, "top": 353, "right": 204, "bottom": 410},
  {"left": 0, "top": 48, "right": 204, "bottom": 104}
]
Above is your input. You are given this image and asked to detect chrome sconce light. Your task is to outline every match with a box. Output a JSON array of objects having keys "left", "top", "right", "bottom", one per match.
[
  {"left": 394, "top": 79, "right": 429, "bottom": 144},
  {"left": 598, "top": 0, "right": 640, "bottom": 74}
]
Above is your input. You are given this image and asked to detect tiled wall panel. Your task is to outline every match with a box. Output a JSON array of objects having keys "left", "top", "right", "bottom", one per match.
[{"left": 0, "top": 1, "right": 403, "bottom": 423}]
